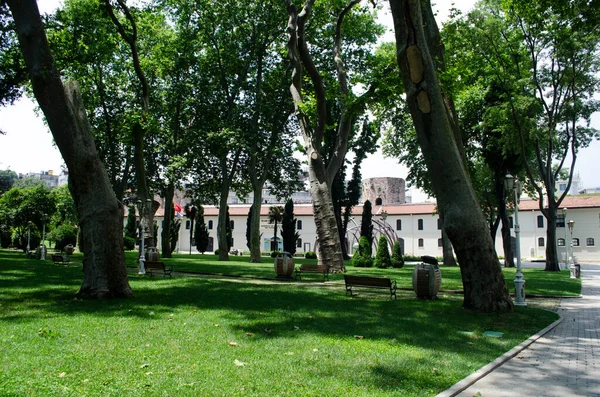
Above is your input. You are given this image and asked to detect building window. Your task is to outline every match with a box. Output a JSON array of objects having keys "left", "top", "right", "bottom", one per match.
[
  {"left": 297, "top": 220, "right": 303, "bottom": 230},
  {"left": 418, "top": 238, "right": 424, "bottom": 248},
  {"left": 297, "top": 238, "right": 302, "bottom": 248},
  {"left": 418, "top": 219, "right": 424, "bottom": 230},
  {"left": 230, "top": 220, "right": 234, "bottom": 230},
  {"left": 572, "top": 238, "right": 580, "bottom": 247},
  {"left": 556, "top": 213, "right": 565, "bottom": 228},
  {"left": 208, "top": 220, "right": 213, "bottom": 230},
  {"left": 587, "top": 238, "right": 595, "bottom": 247},
  {"left": 537, "top": 215, "right": 544, "bottom": 228},
  {"left": 438, "top": 238, "right": 443, "bottom": 247},
  {"left": 559, "top": 183, "right": 567, "bottom": 191},
  {"left": 509, "top": 217, "right": 514, "bottom": 228},
  {"left": 557, "top": 238, "right": 565, "bottom": 247},
  {"left": 538, "top": 237, "right": 545, "bottom": 247},
  {"left": 396, "top": 219, "right": 402, "bottom": 230},
  {"left": 437, "top": 218, "right": 442, "bottom": 230},
  {"left": 375, "top": 197, "right": 382, "bottom": 205},
  {"left": 185, "top": 220, "right": 191, "bottom": 230}
]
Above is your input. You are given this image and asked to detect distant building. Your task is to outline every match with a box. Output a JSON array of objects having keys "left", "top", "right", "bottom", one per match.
[{"left": 18, "top": 169, "right": 68, "bottom": 188}]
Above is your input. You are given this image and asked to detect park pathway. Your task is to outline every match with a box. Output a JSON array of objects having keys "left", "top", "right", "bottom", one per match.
[{"left": 441, "top": 263, "right": 600, "bottom": 397}]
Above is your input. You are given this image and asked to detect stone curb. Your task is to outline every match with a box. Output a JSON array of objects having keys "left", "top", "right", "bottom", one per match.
[{"left": 435, "top": 314, "right": 564, "bottom": 397}]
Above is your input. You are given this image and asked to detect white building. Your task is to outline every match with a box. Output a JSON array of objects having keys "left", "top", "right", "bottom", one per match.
[{"left": 146, "top": 195, "right": 600, "bottom": 262}]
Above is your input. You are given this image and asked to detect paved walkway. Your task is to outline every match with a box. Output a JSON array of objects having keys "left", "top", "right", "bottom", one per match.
[{"left": 443, "top": 263, "right": 600, "bottom": 397}]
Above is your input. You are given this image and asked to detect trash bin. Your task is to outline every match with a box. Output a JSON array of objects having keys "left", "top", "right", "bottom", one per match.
[
  {"left": 274, "top": 251, "right": 294, "bottom": 278},
  {"left": 572, "top": 263, "right": 581, "bottom": 279},
  {"left": 146, "top": 247, "right": 159, "bottom": 262},
  {"left": 412, "top": 255, "right": 442, "bottom": 299}
]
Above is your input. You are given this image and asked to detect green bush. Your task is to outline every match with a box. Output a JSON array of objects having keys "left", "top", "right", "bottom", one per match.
[
  {"left": 214, "top": 249, "right": 219, "bottom": 255},
  {"left": 49, "top": 224, "right": 77, "bottom": 252},
  {"left": 352, "top": 236, "right": 373, "bottom": 267},
  {"left": 391, "top": 240, "right": 404, "bottom": 268},
  {"left": 304, "top": 251, "right": 317, "bottom": 259},
  {"left": 123, "top": 236, "right": 136, "bottom": 251},
  {"left": 374, "top": 236, "right": 391, "bottom": 268},
  {"left": 270, "top": 250, "right": 281, "bottom": 258}
]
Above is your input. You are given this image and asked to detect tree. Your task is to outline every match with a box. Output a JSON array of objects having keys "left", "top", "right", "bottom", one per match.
[
  {"left": 388, "top": 0, "right": 512, "bottom": 312},
  {"left": 169, "top": 216, "right": 180, "bottom": 254},
  {"left": 246, "top": 204, "right": 253, "bottom": 251},
  {"left": 360, "top": 200, "right": 374, "bottom": 246},
  {"left": 194, "top": 206, "right": 209, "bottom": 254},
  {"left": 124, "top": 206, "right": 137, "bottom": 240},
  {"left": 500, "top": 0, "right": 599, "bottom": 271},
  {"left": 374, "top": 235, "right": 391, "bottom": 268},
  {"left": 282, "top": 199, "right": 298, "bottom": 255},
  {"left": 268, "top": 205, "right": 283, "bottom": 252},
  {"left": 225, "top": 206, "right": 233, "bottom": 251},
  {"left": 6, "top": 0, "right": 132, "bottom": 298},
  {"left": 0, "top": 169, "right": 17, "bottom": 194},
  {"left": 285, "top": 0, "right": 381, "bottom": 273},
  {"left": 391, "top": 240, "right": 404, "bottom": 268}
]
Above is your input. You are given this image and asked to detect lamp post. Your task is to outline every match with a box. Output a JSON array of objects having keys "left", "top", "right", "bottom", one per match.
[
  {"left": 562, "top": 208, "right": 568, "bottom": 270},
  {"left": 505, "top": 174, "right": 526, "bottom": 306},
  {"left": 567, "top": 219, "right": 575, "bottom": 278},
  {"left": 41, "top": 213, "right": 47, "bottom": 260},
  {"left": 137, "top": 199, "right": 152, "bottom": 275}
]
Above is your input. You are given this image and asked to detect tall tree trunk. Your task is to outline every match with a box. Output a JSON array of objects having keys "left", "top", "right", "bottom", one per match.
[
  {"left": 217, "top": 159, "right": 231, "bottom": 261},
  {"left": 389, "top": 0, "right": 512, "bottom": 312},
  {"left": 544, "top": 198, "right": 560, "bottom": 271},
  {"left": 8, "top": 0, "right": 132, "bottom": 299},
  {"left": 161, "top": 182, "right": 174, "bottom": 258},
  {"left": 249, "top": 190, "right": 263, "bottom": 263},
  {"left": 285, "top": 0, "right": 361, "bottom": 273},
  {"left": 439, "top": 209, "right": 457, "bottom": 266},
  {"left": 309, "top": 153, "right": 345, "bottom": 271}
]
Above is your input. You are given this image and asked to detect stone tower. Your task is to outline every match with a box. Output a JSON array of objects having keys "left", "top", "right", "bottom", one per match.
[{"left": 362, "top": 177, "right": 406, "bottom": 205}]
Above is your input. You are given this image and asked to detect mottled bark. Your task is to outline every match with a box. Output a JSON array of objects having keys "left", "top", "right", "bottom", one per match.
[
  {"left": 8, "top": 0, "right": 132, "bottom": 299},
  {"left": 389, "top": 0, "right": 512, "bottom": 312}
]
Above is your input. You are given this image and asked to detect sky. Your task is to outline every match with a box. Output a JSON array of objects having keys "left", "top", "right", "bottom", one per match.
[{"left": 1, "top": 0, "right": 599, "bottom": 199}]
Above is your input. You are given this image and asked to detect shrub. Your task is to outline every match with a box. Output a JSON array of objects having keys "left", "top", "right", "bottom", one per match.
[
  {"left": 391, "top": 240, "right": 404, "bottom": 268},
  {"left": 305, "top": 251, "right": 317, "bottom": 259},
  {"left": 270, "top": 250, "right": 281, "bottom": 258},
  {"left": 50, "top": 224, "right": 77, "bottom": 252},
  {"left": 374, "top": 236, "right": 391, "bottom": 268},
  {"left": 123, "top": 236, "right": 136, "bottom": 251},
  {"left": 352, "top": 236, "right": 373, "bottom": 267},
  {"left": 214, "top": 249, "right": 219, "bottom": 255}
]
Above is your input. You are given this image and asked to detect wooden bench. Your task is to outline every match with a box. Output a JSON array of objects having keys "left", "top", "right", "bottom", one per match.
[
  {"left": 344, "top": 275, "right": 397, "bottom": 300},
  {"left": 295, "top": 264, "right": 329, "bottom": 281},
  {"left": 51, "top": 254, "right": 70, "bottom": 266},
  {"left": 144, "top": 261, "right": 173, "bottom": 277}
]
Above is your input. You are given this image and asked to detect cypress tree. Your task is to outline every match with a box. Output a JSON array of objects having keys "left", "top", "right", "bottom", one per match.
[
  {"left": 391, "top": 240, "right": 404, "bottom": 268},
  {"left": 360, "top": 200, "right": 374, "bottom": 246},
  {"left": 374, "top": 235, "right": 391, "bottom": 268},
  {"left": 282, "top": 199, "right": 297, "bottom": 255},
  {"left": 195, "top": 206, "right": 209, "bottom": 254}
]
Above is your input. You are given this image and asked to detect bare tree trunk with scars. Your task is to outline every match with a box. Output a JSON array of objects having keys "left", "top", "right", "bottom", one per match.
[
  {"left": 389, "top": 0, "right": 512, "bottom": 312},
  {"left": 7, "top": 0, "right": 133, "bottom": 299},
  {"left": 286, "top": 0, "right": 362, "bottom": 273}
]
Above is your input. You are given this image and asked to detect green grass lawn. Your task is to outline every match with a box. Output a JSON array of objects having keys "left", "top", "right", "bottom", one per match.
[
  {"left": 0, "top": 249, "right": 567, "bottom": 396},
  {"left": 124, "top": 251, "right": 581, "bottom": 297}
]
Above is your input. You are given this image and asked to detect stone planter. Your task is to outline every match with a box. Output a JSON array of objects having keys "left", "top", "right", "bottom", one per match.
[
  {"left": 146, "top": 247, "right": 159, "bottom": 262},
  {"left": 64, "top": 244, "right": 74, "bottom": 255},
  {"left": 274, "top": 252, "right": 294, "bottom": 278},
  {"left": 412, "top": 256, "right": 442, "bottom": 299}
]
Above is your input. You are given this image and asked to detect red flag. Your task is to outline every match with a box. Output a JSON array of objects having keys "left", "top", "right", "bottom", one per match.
[{"left": 173, "top": 202, "right": 182, "bottom": 213}]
